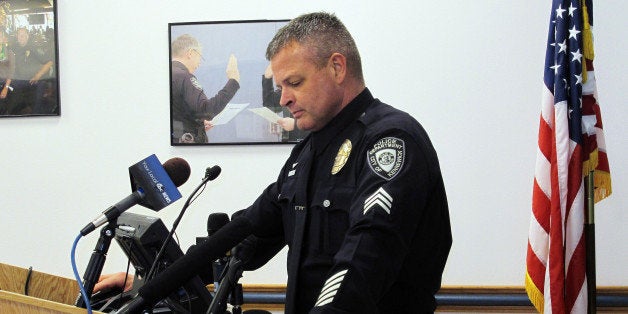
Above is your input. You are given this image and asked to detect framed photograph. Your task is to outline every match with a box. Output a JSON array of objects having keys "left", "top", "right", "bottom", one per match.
[
  {"left": 0, "top": 0, "right": 60, "bottom": 117},
  {"left": 169, "top": 19, "right": 308, "bottom": 145}
]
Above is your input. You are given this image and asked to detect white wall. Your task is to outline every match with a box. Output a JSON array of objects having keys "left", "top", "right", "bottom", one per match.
[{"left": 0, "top": 0, "right": 625, "bottom": 287}]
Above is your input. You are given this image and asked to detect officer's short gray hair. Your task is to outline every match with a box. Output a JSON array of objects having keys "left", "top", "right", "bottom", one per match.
[{"left": 266, "top": 12, "right": 364, "bottom": 83}]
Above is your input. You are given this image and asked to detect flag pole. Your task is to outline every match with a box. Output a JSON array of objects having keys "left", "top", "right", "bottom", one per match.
[{"left": 585, "top": 170, "right": 596, "bottom": 314}]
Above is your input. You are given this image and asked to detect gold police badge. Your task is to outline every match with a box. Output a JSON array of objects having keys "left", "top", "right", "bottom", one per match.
[{"left": 332, "top": 139, "right": 352, "bottom": 175}]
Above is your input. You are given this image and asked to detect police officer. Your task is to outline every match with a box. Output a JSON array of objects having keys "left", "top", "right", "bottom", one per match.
[
  {"left": 7, "top": 27, "right": 54, "bottom": 115},
  {"left": 170, "top": 34, "right": 240, "bottom": 143},
  {"left": 238, "top": 12, "right": 452, "bottom": 314}
]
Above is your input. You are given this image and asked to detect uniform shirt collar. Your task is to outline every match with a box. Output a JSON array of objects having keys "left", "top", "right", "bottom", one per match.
[{"left": 310, "top": 88, "right": 373, "bottom": 155}]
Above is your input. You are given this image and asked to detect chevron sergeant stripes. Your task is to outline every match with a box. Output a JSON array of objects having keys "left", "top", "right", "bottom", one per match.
[{"left": 363, "top": 187, "right": 392, "bottom": 215}]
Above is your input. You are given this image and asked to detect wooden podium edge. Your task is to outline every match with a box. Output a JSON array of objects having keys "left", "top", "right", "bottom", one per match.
[
  {"left": 0, "top": 290, "right": 104, "bottom": 314},
  {"left": 0, "top": 262, "right": 80, "bottom": 305}
]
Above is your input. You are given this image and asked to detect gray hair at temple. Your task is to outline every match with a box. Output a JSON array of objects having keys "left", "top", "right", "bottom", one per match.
[
  {"left": 266, "top": 12, "right": 364, "bottom": 83},
  {"left": 171, "top": 34, "right": 201, "bottom": 57}
]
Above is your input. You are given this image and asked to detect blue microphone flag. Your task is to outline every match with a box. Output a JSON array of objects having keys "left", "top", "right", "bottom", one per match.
[{"left": 129, "top": 154, "right": 182, "bottom": 211}]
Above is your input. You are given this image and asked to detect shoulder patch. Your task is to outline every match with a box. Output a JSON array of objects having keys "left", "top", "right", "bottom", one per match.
[
  {"left": 367, "top": 137, "right": 405, "bottom": 180},
  {"left": 190, "top": 77, "right": 203, "bottom": 91}
]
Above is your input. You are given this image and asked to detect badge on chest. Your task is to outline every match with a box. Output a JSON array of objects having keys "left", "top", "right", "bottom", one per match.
[{"left": 332, "top": 139, "right": 352, "bottom": 175}]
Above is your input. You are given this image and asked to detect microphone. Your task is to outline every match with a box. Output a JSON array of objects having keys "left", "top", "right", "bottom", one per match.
[
  {"left": 205, "top": 165, "right": 221, "bottom": 181},
  {"left": 80, "top": 155, "right": 190, "bottom": 236},
  {"left": 208, "top": 213, "right": 230, "bottom": 236},
  {"left": 116, "top": 217, "right": 254, "bottom": 314}
]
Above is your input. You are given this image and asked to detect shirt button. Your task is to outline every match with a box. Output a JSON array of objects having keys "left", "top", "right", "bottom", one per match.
[{"left": 323, "top": 200, "right": 331, "bottom": 207}]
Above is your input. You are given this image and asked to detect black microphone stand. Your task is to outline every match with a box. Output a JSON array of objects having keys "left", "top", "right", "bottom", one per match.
[
  {"left": 229, "top": 283, "right": 244, "bottom": 314},
  {"left": 75, "top": 222, "right": 116, "bottom": 308},
  {"left": 206, "top": 255, "right": 245, "bottom": 314},
  {"left": 145, "top": 166, "right": 221, "bottom": 282}
]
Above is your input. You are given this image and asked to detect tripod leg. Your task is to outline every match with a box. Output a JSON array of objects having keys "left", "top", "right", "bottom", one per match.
[{"left": 75, "top": 223, "right": 116, "bottom": 308}]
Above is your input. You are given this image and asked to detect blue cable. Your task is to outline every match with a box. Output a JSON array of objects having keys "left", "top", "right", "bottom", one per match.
[{"left": 71, "top": 233, "right": 93, "bottom": 314}]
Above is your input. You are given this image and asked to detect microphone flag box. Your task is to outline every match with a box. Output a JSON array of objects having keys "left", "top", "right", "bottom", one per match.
[{"left": 129, "top": 154, "right": 182, "bottom": 211}]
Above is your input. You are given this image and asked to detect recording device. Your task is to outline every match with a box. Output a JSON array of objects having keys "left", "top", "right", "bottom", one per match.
[
  {"left": 80, "top": 155, "right": 189, "bottom": 236},
  {"left": 115, "top": 217, "right": 254, "bottom": 314},
  {"left": 109, "top": 212, "right": 213, "bottom": 313}
]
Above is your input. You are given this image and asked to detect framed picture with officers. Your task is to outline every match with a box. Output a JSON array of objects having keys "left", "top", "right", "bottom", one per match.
[
  {"left": 169, "top": 19, "right": 309, "bottom": 145},
  {"left": 0, "top": 0, "right": 59, "bottom": 117}
]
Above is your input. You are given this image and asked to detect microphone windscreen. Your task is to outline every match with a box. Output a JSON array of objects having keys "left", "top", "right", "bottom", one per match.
[
  {"left": 205, "top": 165, "right": 221, "bottom": 181},
  {"left": 162, "top": 157, "right": 191, "bottom": 187},
  {"left": 207, "top": 212, "right": 230, "bottom": 236}
]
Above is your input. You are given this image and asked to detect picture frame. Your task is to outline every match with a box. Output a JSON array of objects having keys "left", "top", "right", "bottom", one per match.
[
  {"left": 169, "top": 19, "right": 308, "bottom": 145},
  {"left": 0, "top": 0, "right": 60, "bottom": 117}
]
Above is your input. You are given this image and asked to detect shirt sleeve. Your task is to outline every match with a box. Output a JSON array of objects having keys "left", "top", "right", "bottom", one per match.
[
  {"left": 228, "top": 180, "right": 289, "bottom": 275},
  {"left": 183, "top": 78, "right": 240, "bottom": 119}
]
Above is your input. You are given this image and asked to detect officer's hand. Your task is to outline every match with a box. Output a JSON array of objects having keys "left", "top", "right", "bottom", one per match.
[
  {"left": 226, "top": 54, "right": 240, "bottom": 82},
  {"left": 277, "top": 117, "right": 295, "bottom": 131},
  {"left": 204, "top": 119, "right": 214, "bottom": 131},
  {"left": 93, "top": 272, "right": 134, "bottom": 293}
]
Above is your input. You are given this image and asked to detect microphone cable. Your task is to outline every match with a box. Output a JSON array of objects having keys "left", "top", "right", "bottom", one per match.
[
  {"left": 71, "top": 233, "right": 93, "bottom": 314},
  {"left": 145, "top": 166, "right": 221, "bottom": 282}
]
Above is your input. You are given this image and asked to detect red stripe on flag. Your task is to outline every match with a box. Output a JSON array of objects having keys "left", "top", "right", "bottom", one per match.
[
  {"left": 565, "top": 234, "right": 587, "bottom": 313},
  {"left": 538, "top": 115, "right": 554, "bottom": 159},
  {"left": 532, "top": 180, "right": 551, "bottom": 232},
  {"left": 565, "top": 146, "right": 583, "bottom": 213},
  {"left": 526, "top": 242, "right": 547, "bottom": 290}
]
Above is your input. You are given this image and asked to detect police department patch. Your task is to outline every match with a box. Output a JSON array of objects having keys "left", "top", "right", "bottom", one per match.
[{"left": 367, "top": 137, "right": 405, "bottom": 180}]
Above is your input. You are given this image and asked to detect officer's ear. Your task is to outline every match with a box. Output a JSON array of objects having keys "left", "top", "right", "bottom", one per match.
[{"left": 328, "top": 53, "right": 347, "bottom": 84}]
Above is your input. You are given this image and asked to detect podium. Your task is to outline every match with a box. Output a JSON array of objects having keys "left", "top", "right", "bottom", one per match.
[{"left": 0, "top": 262, "right": 104, "bottom": 313}]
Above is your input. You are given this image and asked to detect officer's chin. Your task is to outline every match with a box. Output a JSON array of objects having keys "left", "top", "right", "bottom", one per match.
[{"left": 297, "top": 118, "right": 321, "bottom": 132}]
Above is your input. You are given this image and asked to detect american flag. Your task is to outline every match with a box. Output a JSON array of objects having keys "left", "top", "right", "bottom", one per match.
[{"left": 525, "top": 0, "right": 611, "bottom": 313}]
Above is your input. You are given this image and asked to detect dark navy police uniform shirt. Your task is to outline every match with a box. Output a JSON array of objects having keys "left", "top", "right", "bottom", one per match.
[{"left": 242, "top": 88, "right": 452, "bottom": 314}]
